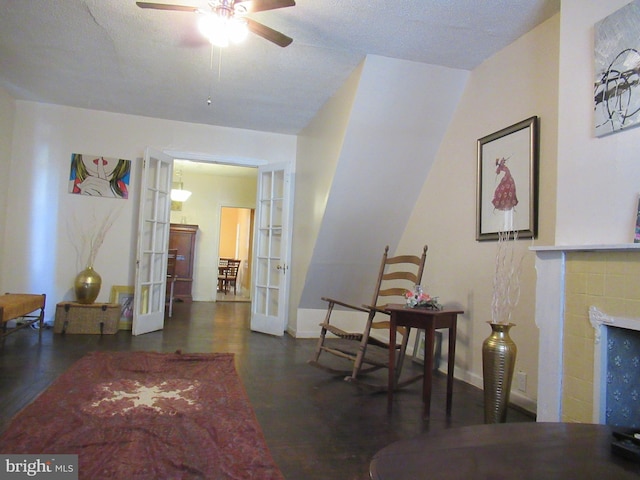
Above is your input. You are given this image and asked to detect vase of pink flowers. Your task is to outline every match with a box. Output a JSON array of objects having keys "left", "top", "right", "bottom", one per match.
[{"left": 405, "top": 285, "right": 442, "bottom": 310}]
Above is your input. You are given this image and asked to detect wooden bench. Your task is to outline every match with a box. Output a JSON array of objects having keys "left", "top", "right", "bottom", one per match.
[{"left": 0, "top": 293, "right": 46, "bottom": 341}]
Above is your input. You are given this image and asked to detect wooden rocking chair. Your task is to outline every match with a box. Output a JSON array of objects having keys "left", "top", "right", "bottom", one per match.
[{"left": 308, "top": 245, "right": 428, "bottom": 391}]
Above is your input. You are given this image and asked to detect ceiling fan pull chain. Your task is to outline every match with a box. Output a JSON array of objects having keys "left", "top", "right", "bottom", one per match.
[{"left": 207, "top": 45, "right": 215, "bottom": 106}]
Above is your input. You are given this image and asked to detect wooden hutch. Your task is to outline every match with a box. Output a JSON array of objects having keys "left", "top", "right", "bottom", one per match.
[{"left": 168, "top": 223, "right": 198, "bottom": 302}]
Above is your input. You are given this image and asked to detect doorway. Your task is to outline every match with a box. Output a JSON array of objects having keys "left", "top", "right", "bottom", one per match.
[
  {"left": 164, "top": 154, "right": 293, "bottom": 336},
  {"left": 217, "top": 207, "right": 254, "bottom": 302},
  {"left": 169, "top": 159, "right": 257, "bottom": 303}
]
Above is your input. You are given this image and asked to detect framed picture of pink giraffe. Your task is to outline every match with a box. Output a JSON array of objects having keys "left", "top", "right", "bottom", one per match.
[{"left": 476, "top": 116, "right": 539, "bottom": 241}]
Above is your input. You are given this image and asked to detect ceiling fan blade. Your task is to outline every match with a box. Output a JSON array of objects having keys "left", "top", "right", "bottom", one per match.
[
  {"left": 246, "top": 18, "right": 293, "bottom": 47},
  {"left": 236, "top": 0, "right": 295, "bottom": 14},
  {"left": 136, "top": 2, "right": 199, "bottom": 12}
]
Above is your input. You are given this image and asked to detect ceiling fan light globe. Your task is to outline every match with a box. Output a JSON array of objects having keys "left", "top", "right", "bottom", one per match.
[
  {"left": 198, "top": 11, "right": 248, "bottom": 47},
  {"left": 228, "top": 19, "right": 248, "bottom": 44},
  {"left": 197, "top": 14, "right": 217, "bottom": 37},
  {"left": 198, "top": 14, "right": 228, "bottom": 47}
]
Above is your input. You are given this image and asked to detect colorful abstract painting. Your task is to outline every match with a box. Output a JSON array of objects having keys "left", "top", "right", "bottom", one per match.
[{"left": 69, "top": 153, "right": 131, "bottom": 199}]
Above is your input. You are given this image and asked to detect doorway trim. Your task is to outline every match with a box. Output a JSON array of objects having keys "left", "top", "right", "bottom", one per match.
[
  {"left": 165, "top": 151, "right": 268, "bottom": 169},
  {"left": 163, "top": 150, "right": 293, "bottom": 335},
  {"left": 217, "top": 206, "right": 255, "bottom": 300}
]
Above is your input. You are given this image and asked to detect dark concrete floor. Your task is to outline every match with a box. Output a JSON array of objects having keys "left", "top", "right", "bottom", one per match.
[{"left": 0, "top": 301, "right": 534, "bottom": 479}]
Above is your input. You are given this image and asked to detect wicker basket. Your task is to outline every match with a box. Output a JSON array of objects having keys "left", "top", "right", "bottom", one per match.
[{"left": 54, "top": 302, "right": 119, "bottom": 335}]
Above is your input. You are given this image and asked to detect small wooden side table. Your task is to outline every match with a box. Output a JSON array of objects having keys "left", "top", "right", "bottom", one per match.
[{"left": 383, "top": 305, "right": 463, "bottom": 418}]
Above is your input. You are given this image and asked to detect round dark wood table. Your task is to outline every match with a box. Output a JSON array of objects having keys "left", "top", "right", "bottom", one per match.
[{"left": 369, "top": 422, "right": 640, "bottom": 479}]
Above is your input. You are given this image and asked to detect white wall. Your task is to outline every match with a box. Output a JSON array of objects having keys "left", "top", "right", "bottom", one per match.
[
  {"left": 0, "top": 86, "right": 15, "bottom": 288},
  {"left": 2, "top": 101, "right": 295, "bottom": 322},
  {"left": 398, "top": 15, "right": 561, "bottom": 412},
  {"left": 556, "top": 0, "right": 640, "bottom": 245},
  {"left": 290, "top": 62, "right": 363, "bottom": 335},
  {"left": 294, "top": 55, "right": 468, "bottom": 337}
]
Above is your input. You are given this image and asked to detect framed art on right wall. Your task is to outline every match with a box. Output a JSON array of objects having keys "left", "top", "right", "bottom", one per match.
[
  {"left": 594, "top": 1, "right": 640, "bottom": 137},
  {"left": 635, "top": 194, "right": 640, "bottom": 243},
  {"left": 476, "top": 116, "right": 539, "bottom": 241}
]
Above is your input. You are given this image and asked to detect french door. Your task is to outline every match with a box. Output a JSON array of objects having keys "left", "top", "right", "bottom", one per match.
[
  {"left": 250, "top": 162, "right": 294, "bottom": 336},
  {"left": 132, "top": 147, "right": 173, "bottom": 335}
]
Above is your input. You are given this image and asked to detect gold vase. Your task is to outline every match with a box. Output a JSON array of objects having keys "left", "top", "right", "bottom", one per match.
[
  {"left": 74, "top": 266, "right": 102, "bottom": 304},
  {"left": 482, "top": 322, "right": 517, "bottom": 423}
]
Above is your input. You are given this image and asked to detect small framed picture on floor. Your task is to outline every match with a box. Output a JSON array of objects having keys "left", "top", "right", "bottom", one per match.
[
  {"left": 635, "top": 194, "right": 640, "bottom": 243},
  {"left": 412, "top": 329, "right": 442, "bottom": 371}
]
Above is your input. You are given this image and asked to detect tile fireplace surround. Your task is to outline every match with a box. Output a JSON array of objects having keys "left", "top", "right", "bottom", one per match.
[{"left": 532, "top": 244, "right": 640, "bottom": 423}]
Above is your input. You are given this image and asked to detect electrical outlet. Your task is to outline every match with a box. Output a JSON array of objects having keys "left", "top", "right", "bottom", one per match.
[{"left": 516, "top": 371, "right": 527, "bottom": 392}]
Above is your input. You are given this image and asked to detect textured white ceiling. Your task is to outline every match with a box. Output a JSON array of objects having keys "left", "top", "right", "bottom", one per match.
[{"left": 0, "top": 0, "right": 560, "bottom": 135}]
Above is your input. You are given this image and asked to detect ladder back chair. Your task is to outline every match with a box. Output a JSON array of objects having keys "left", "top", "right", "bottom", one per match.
[
  {"left": 218, "top": 259, "right": 241, "bottom": 295},
  {"left": 308, "top": 245, "right": 428, "bottom": 390}
]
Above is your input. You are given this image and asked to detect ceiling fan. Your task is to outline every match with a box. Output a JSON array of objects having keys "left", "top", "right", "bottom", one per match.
[{"left": 136, "top": 0, "right": 295, "bottom": 48}]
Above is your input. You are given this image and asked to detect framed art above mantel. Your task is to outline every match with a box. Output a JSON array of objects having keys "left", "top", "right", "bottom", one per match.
[
  {"left": 476, "top": 116, "right": 539, "bottom": 241},
  {"left": 594, "top": 1, "right": 640, "bottom": 137}
]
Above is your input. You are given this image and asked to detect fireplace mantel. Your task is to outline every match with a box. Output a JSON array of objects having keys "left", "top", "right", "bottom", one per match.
[
  {"left": 531, "top": 244, "right": 640, "bottom": 422},
  {"left": 531, "top": 243, "right": 640, "bottom": 252}
]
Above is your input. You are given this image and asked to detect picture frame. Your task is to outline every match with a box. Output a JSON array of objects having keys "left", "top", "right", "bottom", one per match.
[
  {"left": 594, "top": 2, "right": 640, "bottom": 137},
  {"left": 476, "top": 116, "right": 539, "bottom": 241},
  {"left": 69, "top": 153, "right": 131, "bottom": 199},
  {"left": 110, "top": 285, "right": 135, "bottom": 330},
  {"left": 413, "top": 329, "right": 426, "bottom": 363},
  {"left": 412, "top": 329, "right": 442, "bottom": 371},
  {"left": 635, "top": 194, "right": 640, "bottom": 243}
]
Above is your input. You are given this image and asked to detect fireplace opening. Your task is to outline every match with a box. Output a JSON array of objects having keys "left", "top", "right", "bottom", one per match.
[
  {"left": 606, "top": 326, "right": 640, "bottom": 427},
  {"left": 591, "top": 306, "right": 640, "bottom": 428}
]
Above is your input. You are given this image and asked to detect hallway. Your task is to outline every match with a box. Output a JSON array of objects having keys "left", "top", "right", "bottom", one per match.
[
  {"left": 215, "top": 289, "right": 251, "bottom": 303},
  {"left": 0, "top": 301, "right": 533, "bottom": 479}
]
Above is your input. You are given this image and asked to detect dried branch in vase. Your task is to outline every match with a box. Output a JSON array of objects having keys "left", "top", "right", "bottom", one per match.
[
  {"left": 68, "top": 207, "right": 122, "bottom": 271},
  {"left": 491, "top": 230, "right": 523, "bottom": 325}
]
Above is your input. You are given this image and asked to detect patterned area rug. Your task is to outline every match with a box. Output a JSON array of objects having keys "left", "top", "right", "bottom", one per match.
[{"left": 0, "top": 351, "right": 283, "bottom": 479}]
